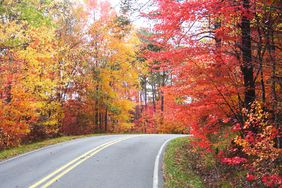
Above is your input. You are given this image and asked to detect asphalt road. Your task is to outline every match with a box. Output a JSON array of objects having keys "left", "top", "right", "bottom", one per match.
[{"left": 0, "top": 134, "right": 183, "bottom": 188}]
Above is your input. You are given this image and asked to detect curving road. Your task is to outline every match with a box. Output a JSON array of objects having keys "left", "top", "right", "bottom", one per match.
[{"left": 0, "top": 134, "right": 183, "bottom": 188}]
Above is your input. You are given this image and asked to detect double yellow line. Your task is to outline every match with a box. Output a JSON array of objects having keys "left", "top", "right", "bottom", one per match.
[{"left": 29, "top": 136, "right": 136, "bottom": 188}]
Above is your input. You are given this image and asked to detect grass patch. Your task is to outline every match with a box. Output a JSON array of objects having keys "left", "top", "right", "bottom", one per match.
[
  {"left": 0, "top": 133, "right": 106, "bottom": 161},
  {"left": 163, "top": 137, "right": 204, "bottom": 188},
  {"left": 163, "top": 137, "right": 248, "bottom": 188}
]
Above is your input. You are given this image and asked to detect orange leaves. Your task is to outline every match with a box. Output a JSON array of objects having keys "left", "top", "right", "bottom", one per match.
[
  {"left": 0, "top": 87, "right": 37, "bottom": 149},
  {"left": 0, "top": 0, "right": 142, "bottom": 147},
  {"left": 229, "top": 102, "right": 281, "bottom": 186},
  {"left": 234, "top": 102, "right": 280, "bottom": 162}
]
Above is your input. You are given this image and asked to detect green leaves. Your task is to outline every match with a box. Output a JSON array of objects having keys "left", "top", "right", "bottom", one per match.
[{"left": 18, "top": 3, "right": 51, "bottom": 27}]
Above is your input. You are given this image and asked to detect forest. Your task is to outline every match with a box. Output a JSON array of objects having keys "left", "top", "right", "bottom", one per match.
[{"left": 0, "top": 0, "right": 281, "bottom": 186}]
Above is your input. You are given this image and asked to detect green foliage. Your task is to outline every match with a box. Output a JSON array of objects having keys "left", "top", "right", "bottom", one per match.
[
  {"left": 164, "top": 137, "right": 204, "bottom": 188},
  {"left": 17, "top": 2, "right": 52, "bottom": 27},
  {"left": 164, "top": 137, "right": 250, "bottom": 187}
]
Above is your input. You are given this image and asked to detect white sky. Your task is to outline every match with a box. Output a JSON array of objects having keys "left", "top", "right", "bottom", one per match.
[
  {"left": 74, "top": 0, "right": 154, "bottom": 28},
  {"left": 106, "top": 0, "right": 155, "bottom": 28},
  {"left": 107, "top": 0, "right": 121, "bottom": 10}
]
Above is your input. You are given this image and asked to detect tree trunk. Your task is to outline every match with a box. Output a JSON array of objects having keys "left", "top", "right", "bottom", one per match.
[
  {"left": 160, "top": 71, "right": 165, "bottom": 112},
  {"left": 144, "top": 77, "right": 148, "bottom": 109},
  {"left": 255, "top": 14, "right": 266, "bottom": 103},
  {"left": 99, "top": 111, "right": 103, "bottom": 131},
  {"left": 95, "top": 99, "right": 99, "bottom": 131},
  {"left": 241, "top": 0, "right": 255, "bottom": 109},
  {"left": 105, "top": 108, "right": 108, "bottom": 132},
  {"left": 152, "top": 84, "right": 156, "bottom": 112},
  {"left": 267, "top": 20, "right": 280, "bottom": 148}
]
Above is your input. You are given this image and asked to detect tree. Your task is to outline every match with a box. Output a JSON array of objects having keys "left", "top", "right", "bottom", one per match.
[{"left": 145, "top": 0, "right": 281, "bottom": 183}]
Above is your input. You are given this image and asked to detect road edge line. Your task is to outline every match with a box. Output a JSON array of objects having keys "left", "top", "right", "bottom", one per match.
[{"left": 153, "top": 137, "right": 175, "bottom": 188}]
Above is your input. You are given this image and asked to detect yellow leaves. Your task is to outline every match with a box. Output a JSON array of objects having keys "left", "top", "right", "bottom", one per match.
[
  {"left": 83, "top": 12, "right": 142, "bottom": 128},
  {"left": 0, "top": 0, "right": 145, "bottom": 145},
  {"left": 234, "top": 135, "right": 250, "bottom": 150},
  {"left": 0, "top": 20, "right": 28, "bottom": 48},
  {"left": 3, "top": 19, "right": 64, "bottom": 136},
  {"left": 232, "top": 102, "right": 280, "bottom": 175},
  {"left": 119, "top": 122, "right": 134, "bottom": 131}
]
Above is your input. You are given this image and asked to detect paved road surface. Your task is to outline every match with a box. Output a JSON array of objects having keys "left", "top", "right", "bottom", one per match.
[{"left": 0, "top": 134, "right": 183, "bottom": 188}]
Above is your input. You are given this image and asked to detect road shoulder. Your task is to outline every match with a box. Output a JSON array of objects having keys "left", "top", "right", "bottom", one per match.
[{"left": 162, "top": 137, "right": 204, "bottom": 188}]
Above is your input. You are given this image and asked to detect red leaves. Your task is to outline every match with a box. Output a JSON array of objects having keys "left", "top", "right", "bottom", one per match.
[
  {"left": 232, "top": 123, "right": 242, "bottom": 132},
  {"left": 221, "top": 156, "right": 248, "bottom": 165},
  {"left": 245, "top": 131, "right": 255, "bottom": 143},
  {"left": 246, "top": 173, "right": 256, "bottom": 181},
  {"left": 262, "top": 174, "right": 282, "bottom": 187},
  {"left": 62, "top": 100, "right": 94, "bottom": 135},
  {"left": 145, "top": 0, "right": 282, "bottom": 186}
]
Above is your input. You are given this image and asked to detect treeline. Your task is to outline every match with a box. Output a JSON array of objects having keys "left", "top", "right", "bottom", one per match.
[
  {"left": 142, "top": 0, "right": 281, "bottom": 186},
  {"left": 133, "top": 38, "right": 187, "bottom": 134},
  {"left": 0, "top": 0, "right": 142, "bottom": 149}
]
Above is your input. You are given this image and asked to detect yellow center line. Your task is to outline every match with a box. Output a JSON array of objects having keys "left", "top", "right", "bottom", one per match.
[
  {"left": 29, "top": 140, "right": 118, "bottom": 188},
  {"left": 29, "top": 136, "right": 136, "bottom": 188}
]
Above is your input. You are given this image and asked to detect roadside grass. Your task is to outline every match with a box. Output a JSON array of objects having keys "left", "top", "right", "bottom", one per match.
[
  {"left": 0, "top": 133, "right": 107, "bottom": 161},
  {"left": 163, "top": 137, "right": 204, "bottom": 188},
  {"left": 163, "top": 137, "right": 248, "bottom": 188}
]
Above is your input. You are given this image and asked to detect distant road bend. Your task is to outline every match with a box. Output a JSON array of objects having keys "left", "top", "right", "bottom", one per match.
[{"left": 0, "top": 134, "right": 183, "bottom": 188}]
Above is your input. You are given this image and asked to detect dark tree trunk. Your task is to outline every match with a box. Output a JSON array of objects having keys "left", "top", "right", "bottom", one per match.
[
  {"left": 152, "top": 84, "right": 156, "bottom": 112},
  {"left": 99, "top": 112, "right": 103, "bottom": 131},
  {"left": 160, "top": 71, "right": 165, "bottom": 112},
  {"left": 144, "top": 77, "right": 148, "bottom": 109},
  {"left": 105, "top": 108, "right": 108, "bottom": 132},
  {"left": 267, "top": 20, "right": 280, "bottom": 148},
  {"left": 241, "top": 0, "right": 255, "bottom": 109},
  {"left": 95, "top": 99, "right": 99, "bottom": 130},
  {"left": 255, "top": 14, "right": 266, "bottom": 103},
  {"left": 214, "top": 18, "right": 222, "bottom": 64}
]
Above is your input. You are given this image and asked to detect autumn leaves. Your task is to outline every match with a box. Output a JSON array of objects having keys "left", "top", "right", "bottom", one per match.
[
  {"left": 146, "top": 0, "right": 281, "bottom": 186},
  {"left": 0, "top": 0, "right": 141, "bottom": 148}
]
